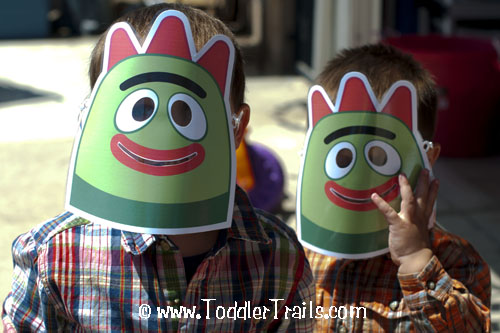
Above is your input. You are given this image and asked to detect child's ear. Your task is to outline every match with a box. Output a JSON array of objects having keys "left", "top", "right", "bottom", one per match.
[
  {"left": 426, "top": 143, "right": 441, "bottom": 166},
  {"left": 233, "top": 103, "right": 250, "bottom": 149}
]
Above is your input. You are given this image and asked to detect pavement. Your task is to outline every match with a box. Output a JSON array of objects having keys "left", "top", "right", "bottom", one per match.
[{"left": 0, "top": 37, "right": 499, "bottom": 330}]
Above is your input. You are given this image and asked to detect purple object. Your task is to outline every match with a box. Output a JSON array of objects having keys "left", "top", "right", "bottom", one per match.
[{"left": 245, "top": 143, "right": 285, "bottom": 212}]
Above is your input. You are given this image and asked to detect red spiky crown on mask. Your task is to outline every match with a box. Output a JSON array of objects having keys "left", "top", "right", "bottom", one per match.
[
  {"left": 309, "top": 72, "right": 418, "bottom": 133},
  {"left": 101, "top": 10, "right": 235, "bottom": 97}
]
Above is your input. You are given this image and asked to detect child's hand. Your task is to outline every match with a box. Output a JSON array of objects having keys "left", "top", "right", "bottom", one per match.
[{"left": 371, "top": 169, "right": 439, "bottom": 274}]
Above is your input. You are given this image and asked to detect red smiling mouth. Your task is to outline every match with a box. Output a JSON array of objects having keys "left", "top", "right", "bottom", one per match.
[
  {"left": 110, "top": 134, "right": 205, "bottom": 176},
  {"left": 325, "top": 176, "right": 399, "bottom": 211}
]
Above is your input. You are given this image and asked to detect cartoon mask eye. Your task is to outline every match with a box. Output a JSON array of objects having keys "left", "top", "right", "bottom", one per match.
[
  {"left": 364, "top": 140, "right": 401, "bottom": 176},
  {"left": 115, "top": 89, "right": 158, "bottom": 132},
  {"left": 168, "top": 94, "right": 207, "bottom": 141},
  {"left": 325, "top": 142, "right": 356, "bottom": 179}
]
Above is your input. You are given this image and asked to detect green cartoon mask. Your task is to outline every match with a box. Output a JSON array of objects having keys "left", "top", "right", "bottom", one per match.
[
  {"left": 297, "top": 72, "right": 432, "bottom": 258},
  {"left": 65, "top": 10, "right": 236, "bottom": 234}
]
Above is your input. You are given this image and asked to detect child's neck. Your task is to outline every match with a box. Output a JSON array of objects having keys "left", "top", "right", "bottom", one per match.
[{"left": 168, "top": 230, "right": 220, "bottom": 257}]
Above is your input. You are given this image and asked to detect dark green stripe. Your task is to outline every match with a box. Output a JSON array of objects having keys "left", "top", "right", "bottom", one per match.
[
  {"left": 300, "top": 215, "right": 388, "bottom": 254},
  {"left": 70, "top": 174, "right": 229, "bottom": 229}
]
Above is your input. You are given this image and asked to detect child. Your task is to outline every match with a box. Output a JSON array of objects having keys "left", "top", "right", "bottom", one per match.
[
  {"left": 305, "top": 44, "right": 491, "bottom": 332},
  {"left": 2, "top": 4, "right": 314, "bottom": 332}
]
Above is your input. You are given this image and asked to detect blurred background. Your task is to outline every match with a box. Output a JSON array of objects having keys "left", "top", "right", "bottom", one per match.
[{"left": 1, "top": 0, "right": 500, "bottom": 330}]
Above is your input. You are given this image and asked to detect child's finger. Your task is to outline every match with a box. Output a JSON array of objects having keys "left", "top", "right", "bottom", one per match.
[
  {"left": 399, "top": 173, "right": 415, "bottom": 213},
  {"left": 424, "top": 179, "right": 439, "bottom": 218},
  {"left": 414, "top": 169, "right": 430, "bottom": 203},
  {"left": 371, "top": 193, "right": 399, "bottom": 224}
]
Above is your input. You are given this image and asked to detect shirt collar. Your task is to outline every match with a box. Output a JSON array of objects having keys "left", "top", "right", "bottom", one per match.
[
  {"left": 121, "top": 231, "right": 157, "bottom": 255},
  {"left": 121, "top": 186, "right": 271, "bottom": 255}
]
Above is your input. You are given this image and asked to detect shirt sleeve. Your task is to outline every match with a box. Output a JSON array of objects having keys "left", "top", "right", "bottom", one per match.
[
  {"left": 398, "top": 254, "right": 491, "bottom": 332},
  {"left": 286, "top": 257, "right": 316, "bottom": 332},
  {"left": 2, "top": 232, "right": 59, "bottom": 331}
]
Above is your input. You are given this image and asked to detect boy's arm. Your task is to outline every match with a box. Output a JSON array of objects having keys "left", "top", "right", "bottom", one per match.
[
  {"left": 372, "top": 170, "right": 491, "bottom": 331},
  {"left": 398, "top": 251, "right": 491, "bottom": 332},
  {"left": 2, "top": 232, "right": 60, "bottom": 331},
  {"left": 254, "top": 209, "right": 316, "bottom": 332},
  {"left": 270, "top": 250, "right": 316, "bottom": 332},
  {"left": 280, "top": 258, "right": 316, "bottom": 332}
]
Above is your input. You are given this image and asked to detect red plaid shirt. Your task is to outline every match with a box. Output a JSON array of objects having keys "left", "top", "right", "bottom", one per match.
[
  {"left": 3, "top": 187, "right": 315, "bottom": 332},
  {"left": 306, "top": 225, "right": 491, "bottom": 332}
]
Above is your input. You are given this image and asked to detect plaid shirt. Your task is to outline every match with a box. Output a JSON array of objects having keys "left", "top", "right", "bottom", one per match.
[
  {"left": 3, "top": 187, "right": 315, "bottom": 332},
  {"left": 306, "top": 225, "right": 491, "bottom": 332}
]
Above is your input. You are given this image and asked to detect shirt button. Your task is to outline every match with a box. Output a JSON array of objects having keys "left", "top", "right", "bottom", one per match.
[
  {"left": 389, "top": 300, "right": 399, "bottom": 311},
  {"left": 339, "top": 326, "right": 347, "bottom": 333},
  {"left": 427, "top": 281, "right": 436, "bottom": 290}
]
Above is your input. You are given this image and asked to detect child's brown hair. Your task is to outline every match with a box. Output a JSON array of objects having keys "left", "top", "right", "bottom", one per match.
[
  {"left": 88, "top": 3, "right": 245, "bottom": 111},
  {"left": 317, "top": 44, "right": 437, "bottom": 140}
]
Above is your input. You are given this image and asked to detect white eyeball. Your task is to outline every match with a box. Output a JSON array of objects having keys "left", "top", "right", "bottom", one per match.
[
  {"left": 168, "top": 94, "right": 207, "bottom": 141},
  {"left": 325, "top": 141, "right": 356, "bottom": 179},
  {"left": 115, "top": 89, "right": 158, "bottom": 132},
  {"left": 364, "top": 140, "right": 401, "bottom": 176}
]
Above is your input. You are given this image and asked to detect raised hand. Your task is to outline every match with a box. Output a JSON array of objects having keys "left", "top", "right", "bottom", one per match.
[{"left": 371, "top": 169, "right": 439, "bottom": 274}]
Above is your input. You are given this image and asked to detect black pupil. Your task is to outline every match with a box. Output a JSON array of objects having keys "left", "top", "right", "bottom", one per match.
[
  {"left": 171, "top": 100, "right": 192, "bottom": 126},
  {"left": 132, "top": 97, "right": 155, "bottom": 122},
  {"left": 336, "top": 148, "right": 353, "bottom": 168},
  {"left": 368, "top": 146, "right": 387, "bottom": 166}
]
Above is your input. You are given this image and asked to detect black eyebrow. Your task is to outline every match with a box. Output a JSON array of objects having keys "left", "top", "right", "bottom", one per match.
[
  {"left": 119, "top": 72, "right": 206, "bottom": 98},
  {"left": 324, "top": 126, "right": 396, "bottom": 144}
]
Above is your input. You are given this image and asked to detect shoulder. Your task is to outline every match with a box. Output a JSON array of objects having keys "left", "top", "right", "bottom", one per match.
[
  {"left": 29, "top": 212, "right": 89, "bottom": 240},
  {"left": 235, "top": 206, "right": 311, "bottom": 274},
  {"left": 12, "top": 211, "right": 122, "bottom": 259},
  {"left": 12, "top": 212, "right": 86, "bottom": 255},
  {"left": 232, "top": 187, "right": 306, "bottom": 256},
  {"left": 431, "top": 225, "right": 486, "bottom": 264},
  {"left": 254, "top": 208, "right": 302, "bottom": 247},
  {"left": 304, "top": 247, "right": 339, "bottom": 273},
  {"left": 431, "top": 225, "right": 490, "bottom": 279},
  {"left": 8, "top": 212, "right": 94, "bottom": 276}
]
